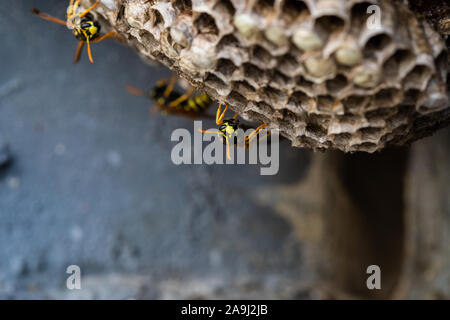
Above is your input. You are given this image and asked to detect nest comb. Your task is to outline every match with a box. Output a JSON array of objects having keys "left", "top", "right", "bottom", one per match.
[{"left": 90, "top": 0, "right": 449, "bottom": 152}]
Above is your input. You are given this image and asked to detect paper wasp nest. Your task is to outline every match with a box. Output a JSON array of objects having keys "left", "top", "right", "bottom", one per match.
[{"left": 91, "top": 0, "right": 449, "bottom": 152}]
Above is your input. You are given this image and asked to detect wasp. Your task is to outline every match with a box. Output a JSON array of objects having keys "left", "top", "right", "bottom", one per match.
[
  {"left": 126, "top": 75, "right": 213, "bottom": 119},
  {"left": 199, "top": 104, "right": 270, "bottom": 160},
  {"left": 31, "top": 0, "right": 121, "bottom": 63}
]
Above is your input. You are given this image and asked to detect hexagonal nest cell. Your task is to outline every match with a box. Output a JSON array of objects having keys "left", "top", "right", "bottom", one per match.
[{"left": 91, "top": 0, "right": 449, "bottom": 153}]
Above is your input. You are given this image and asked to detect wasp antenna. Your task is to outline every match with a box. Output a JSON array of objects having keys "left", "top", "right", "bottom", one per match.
[{"left": 80, "top": 1, "right": 101, "bottom": 18}]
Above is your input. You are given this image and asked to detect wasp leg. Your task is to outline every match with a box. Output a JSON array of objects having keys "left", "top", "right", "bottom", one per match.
[
  {"left": 67, "top": 0, "right": 75, "bottom": 17},
  {"left": 232, "top": 112, "right": 239, "bottom": 119},
  {"left": 72, "top": 0, "right": 80, "bottom": 15},
  {"left": 73, "top": 41, "right": 85, "bottom": 64},
  {"left": 79, "top": 1, "right": 101, "bottom": 18},
  {"left": 216, "top": 104, "right": 229, "bottom": 125},
  {"left": 199, "top": 129, "right": 219, "bottom": 134},
  {"left": 156, "top": 79, "right": 168, "bottom": 87},
  {"left": 92, "top": 30, "right": 123, "bottom": 43},
  {"left": 30, "top": 9, "right": 67, "bottom": 26},
  {"left": 126, "top": 86, "right": 146, "bottom": 96},
  {"left": 86, "top": 37, "right": 94, "bottom": 63},
  {"left": 199, "top": 129, "right": 232, "bottom": 160},
  {"left": 225, "top": 136, "right": 232, "bottom": 160},
  {"left": 244, "top": 132, "right": 271, "bottom": 149},
  {"left": 168, "top": 86, "right": 195, "bottom": 108},
  {"left": 163, "top": 74, "right": 177, "bottom": 98},
  {"left": 244, "top": 123, "right": 269, "bottom": 148}
]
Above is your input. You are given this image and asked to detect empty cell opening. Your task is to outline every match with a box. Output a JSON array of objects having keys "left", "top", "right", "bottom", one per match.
[
  {"left": 306, "top": 122, "right": 327, "bottom": 138},
  {"left": 326, "top": 74, "right": 349, "bottom": 94},
  {"left": 343, "top": 95, "right": 367, "bottom": 112},
  {"left": 252, "top": 45, "right": 272, "bottom": 65},
  {"left": 243, "top": 63, "right": 265, "bottom": 82},
  {"left": 151, "top": 9, "right": 165, "bottom": 27},
  {"left": 205, "top": 73, "right": 228, "bottom": 91},
  {"left": 339, "top": 114, "right": 364, "bottom": 127},
  {"left": 317, "top": 95, "right": 335, "bottom": 112},
  {"left": 297, "top": 136, "right": 318, "bottom": 149},
  {"left": 233, "top": 81, "right": 257, "bottom": 95},
  {"left": 417, "top": 105, "right": 434, "bottom": 114},
  {"left": 214, "top": 0, "right": 236, "bottom": 16},
  {"left": 333, "top": 133, "right": 352, "bottom": 145},
  {"left": 138, "top": 30, "right": 157, "bottom": 45},
  {"left": 374, "top": 88, "right": 400, "bottom": 108},
  {"left": 389, "top": 110, "right": 409, "bottom": 125},
  {"left": 167, "top": 32, "right": 181, "bottom": 52},
  {"left": 355, "top": 142, "right": 378, "bottom": 152},
  {"left": 216, "top": 59, "right": 238, "bottom": 78},
  {"left": 194, "top": 13, "right": 218, "bottom": 35},
  {"left": 314, "top": 15, "right": 345, "bottom": 40},
  {"left": 292, "top": 90, "right": 310, "bottom": 105},
  {"left": 382, "top": 49, "right": 413, "bottom": 79},
  {"left": 263, "top": 86, "right": 286, "bottom": 104},
  {"left": 288, "top": 91, "right": 310, "bottom": 112},
  {"left": 435, "top": 51, "right": 448, "bottom": 80},
  {"left": 391, "top": 123, "right": 409, "bottom": 136},
  {"left": 281, "top": 108, "right": 297, "bottom": 120},
  {"left": 227, "top": 90, "right": 248, "bottom": 106},
  {"left": 171, "top": 0, "right": 192, "bottom": 14},
  {"left": 218, "top": 33, "right": 240, "bottom": 49},
  {"left": 396, "top": 104, "right": 415, "bottom": 116},
  {"left": 350, "top": 2, "right": 373, "bottom": 29},
  {"left": 281, "top": 0, "right": 310, "bottom": 23},
  {"left": 280, "top": 54, "right": 298, "bottom": 67},
  {"left": 359, "top": 127, "right": 381, "bottom": 141},
  {"left": 363, "top": 33, "right": 392, "bottom": 57},
  {"left": 255, "top": 101, "right": 273, "bottom": 116},
  {"left": 278, "top": 54, "right": 299, "bottom": 74},
  {"left": 365, "top": 108, "right": 396, "bottom": 121},
  {"left": 254, "top": 0, "right": 276, "bottom": 16},
  {"left": 297, "top": 76, "right": 314, "bottom": 89},
  {"left": 271, "top": 70, "right": 290, "bottom": 88},
  {"left": 403, "top": 65, "right": 431, "bottom": 88},
  {"left": 245, "top": 108, "right": 271, "bottom": 124},
  {"left": 402, "top": 89, "right": 421, "bottom": 105}
]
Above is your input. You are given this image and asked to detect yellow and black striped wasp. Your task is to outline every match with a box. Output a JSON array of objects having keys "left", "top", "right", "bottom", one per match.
[
  {"left": 31, "top": 0, "right": 122, "bottom": 63},
  {"left": 199, "top": 104, "right": 270, "bottom": 160},
  {"left": 126, "top": 75, "right": 214, "bottom": 119}
]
